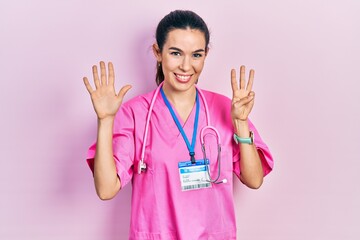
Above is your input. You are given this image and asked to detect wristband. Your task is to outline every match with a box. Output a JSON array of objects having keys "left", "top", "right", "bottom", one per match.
[{"left": 233, "top": 131, "right": 254, "bottom": 145}]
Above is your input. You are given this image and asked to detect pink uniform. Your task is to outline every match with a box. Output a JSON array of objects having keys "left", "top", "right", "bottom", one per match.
[{"left": 87, "top": 87, "right": 273, "bottom": 240}]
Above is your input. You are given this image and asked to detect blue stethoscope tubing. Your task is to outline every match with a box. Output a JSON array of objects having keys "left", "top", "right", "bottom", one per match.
[{"left": 138, "top": 82, "right": 226, "bottom": 184}]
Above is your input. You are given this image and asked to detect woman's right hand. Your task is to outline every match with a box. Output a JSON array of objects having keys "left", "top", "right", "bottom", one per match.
[{"left": 83, "top": 61, "right": 132, "bottom": 120}]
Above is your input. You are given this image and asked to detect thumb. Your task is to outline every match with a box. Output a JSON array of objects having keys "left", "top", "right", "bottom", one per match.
[
  {"left": 234, "top": 92, "right": 255, "bottom": 108},
  {"left": 117, "top": 85, "right": 132, "bottom": 99}
]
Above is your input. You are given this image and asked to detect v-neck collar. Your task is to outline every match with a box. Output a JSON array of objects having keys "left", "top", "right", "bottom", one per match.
[{"left": 156, "top": 89, "right": 205, "bottom": 138}]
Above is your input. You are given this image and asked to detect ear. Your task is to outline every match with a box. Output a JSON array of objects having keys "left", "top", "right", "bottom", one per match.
[{"left": 152, "top": 43, "right": 162, "bottom": 62}]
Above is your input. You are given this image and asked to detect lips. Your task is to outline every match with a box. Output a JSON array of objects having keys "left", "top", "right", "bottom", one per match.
[{"left": 174, "top": 73, "right": 192, "bottom": 83}]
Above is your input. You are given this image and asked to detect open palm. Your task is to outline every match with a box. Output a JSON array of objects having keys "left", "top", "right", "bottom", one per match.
[
  {"left": 231, "top": 65, "right": 255, "bottom": 122},
  {"left": 83, "top": 61, "right": 131, "bottom": 120}
]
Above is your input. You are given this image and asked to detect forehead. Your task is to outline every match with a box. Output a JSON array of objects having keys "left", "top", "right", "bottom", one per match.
[{"left": 164, "top": 28, "right": 206, "bottom": 50}]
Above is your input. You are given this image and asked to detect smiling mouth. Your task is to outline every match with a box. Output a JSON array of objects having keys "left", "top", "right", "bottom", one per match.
[{"left": 174, "top": 73, "right": 193, "bottom": 83}]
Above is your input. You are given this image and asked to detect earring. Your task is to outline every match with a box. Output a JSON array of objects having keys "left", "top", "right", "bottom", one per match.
[{"left": 158, "top": 62, "right": 161, "bottom": 67}]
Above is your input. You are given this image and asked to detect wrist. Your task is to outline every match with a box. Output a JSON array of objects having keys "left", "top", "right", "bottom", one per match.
[
  {"left": 233, "top": 131, "right": 254, "bottom": 145},
  {"left": 233, "top": 119, "right": 250, "bottom": 137},
  {"left": 98, "top": 116, "right": 115, "bottom": 126}
]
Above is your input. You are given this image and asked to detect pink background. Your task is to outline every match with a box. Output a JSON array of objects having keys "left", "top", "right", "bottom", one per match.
[{"left": 1, "top": 0, "right": 359, "bottom": 239}]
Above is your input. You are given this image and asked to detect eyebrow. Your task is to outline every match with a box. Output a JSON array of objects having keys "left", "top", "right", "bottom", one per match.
[{"left": 168, "top": 47, "right": 205, "bottom": 53}]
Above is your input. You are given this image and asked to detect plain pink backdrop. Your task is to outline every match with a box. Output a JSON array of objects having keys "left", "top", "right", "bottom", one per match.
[{"left": 1, "top": 0, "right": 359, "bottom": 239}]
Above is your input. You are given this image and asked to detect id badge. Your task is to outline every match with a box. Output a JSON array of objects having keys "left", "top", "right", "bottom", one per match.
[{"left": 178, "top": 159, "right": 212, "bottom": 191}]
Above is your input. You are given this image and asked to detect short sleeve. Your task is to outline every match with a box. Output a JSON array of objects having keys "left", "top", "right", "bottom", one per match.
[
  {"left": 233, "top": 119, "right": 274, "bottom": 179},
  {"left": 86, "top": 104, "right": 135, "bottom": 188}
]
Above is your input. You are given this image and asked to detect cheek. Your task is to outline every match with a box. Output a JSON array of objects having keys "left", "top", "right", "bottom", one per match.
[
  {"left": 194, "top": 61, "right": 205, "bottom": 73},
  {"left": 162, "top": 58, "right": 180, "bottom": 72}
]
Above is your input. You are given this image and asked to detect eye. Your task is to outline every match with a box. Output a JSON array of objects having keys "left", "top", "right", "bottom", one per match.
[
  {"left": 170, "top": 51, "right": 181, "bottom": 56},
  {"left": 193, "top": 53, "right": 203, "bottom": 58}
]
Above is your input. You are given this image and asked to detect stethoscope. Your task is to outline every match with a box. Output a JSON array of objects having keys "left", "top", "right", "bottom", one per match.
[{"left": 138, "top": 82, "right": 227, "bottom": 184}]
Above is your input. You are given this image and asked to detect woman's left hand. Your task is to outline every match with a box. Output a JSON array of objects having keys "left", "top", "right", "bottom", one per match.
[{"left": 231, "top": 65, "right": 255, "bottom": 124}]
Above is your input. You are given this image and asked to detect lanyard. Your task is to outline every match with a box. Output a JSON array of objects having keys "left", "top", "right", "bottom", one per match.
[{"left": 160, "top": 87, "right": 200, "bottom": 164}]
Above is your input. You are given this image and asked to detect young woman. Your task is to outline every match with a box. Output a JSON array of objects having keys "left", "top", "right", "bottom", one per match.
[{"left": 83, "top": 10, "right": 273, "bottom": 240}]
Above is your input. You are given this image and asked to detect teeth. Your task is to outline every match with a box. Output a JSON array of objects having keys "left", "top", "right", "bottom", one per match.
[{"left": 176, "top": 74, "right": 191, "bottom": 81}]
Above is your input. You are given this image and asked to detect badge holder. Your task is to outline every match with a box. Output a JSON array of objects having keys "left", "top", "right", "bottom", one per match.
[{"left": 178, "top": 159, "right": 212, "bottom": 191}]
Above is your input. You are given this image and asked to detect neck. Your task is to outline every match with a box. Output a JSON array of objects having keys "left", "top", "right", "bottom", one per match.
[
  {"left": 162, "top": 83, "right": 197, "bottom": 122},
  {"left": 162, "top": 83, "right": 197, "bottom": 108}
]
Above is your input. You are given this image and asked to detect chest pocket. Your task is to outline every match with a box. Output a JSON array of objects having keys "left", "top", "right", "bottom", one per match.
[{"left": 201, "top": 131, "right": 232, "bottom": 178}]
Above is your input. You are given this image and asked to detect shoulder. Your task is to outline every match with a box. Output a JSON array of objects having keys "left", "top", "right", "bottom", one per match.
[
  {"left": 113, "top": 88, "right": 157, "bottom": 123},
  {"left": 198, "top": 88, "right": 232, "bottom": 124},
  {"left": 121, "top": 89, "right": 156, "bottom": 112},
  {"left": 199, "top": 88, "right": 232, "bottom": 107}
]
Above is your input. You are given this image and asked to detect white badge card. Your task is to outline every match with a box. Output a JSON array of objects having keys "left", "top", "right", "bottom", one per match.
[{"left": 178, "top": 159, "right": 212, "bottom": 191}]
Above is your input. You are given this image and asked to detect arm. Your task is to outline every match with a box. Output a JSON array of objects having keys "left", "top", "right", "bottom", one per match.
[
  {"left": 234, "top": 120, "right": 263, "bottom": 189},
  {"left": 231, "top": 66, "right": 263, "bottom": 189},
  {"left": 83, "top": 61, "right": 132, "bottom": 200},
  {"left": 93, "top": 117, "right": 121, "bottom": 200}
]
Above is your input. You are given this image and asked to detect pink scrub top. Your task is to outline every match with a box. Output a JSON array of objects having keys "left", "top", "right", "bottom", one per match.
[{"left": 87, "top": 87, "right": 273, "bottom": 240}]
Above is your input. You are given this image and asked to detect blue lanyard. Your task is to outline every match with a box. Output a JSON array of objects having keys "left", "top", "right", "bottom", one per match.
[{"left": 160, "top": 87, "right": 200, "bottom": 164}]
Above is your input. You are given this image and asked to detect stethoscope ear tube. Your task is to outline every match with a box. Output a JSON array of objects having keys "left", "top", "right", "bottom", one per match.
[
  {"left": 138, "top": 82, "right": 164, "bottom": 174},
  {"left": 202, "top": 142, "right": 224, "bottom": 184},
  {"left": 200, "top": 126, "right": 221, "bottom": 145}
]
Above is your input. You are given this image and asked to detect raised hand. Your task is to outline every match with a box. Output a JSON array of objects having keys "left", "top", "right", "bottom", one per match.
[
  {"left": 83, "top": 61, "right": 132, "bottom": 120},
  {"left": 231, "top": 65, "right": 255, "bottom": 123}
]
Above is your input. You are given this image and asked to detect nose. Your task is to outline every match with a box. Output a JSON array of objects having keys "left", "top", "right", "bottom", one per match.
[{"left": 180, "top": 56, "right": 191, "bottom": 72}]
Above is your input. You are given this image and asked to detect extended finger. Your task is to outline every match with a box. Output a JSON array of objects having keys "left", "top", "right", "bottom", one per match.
[
  {"left": 92, "top": 65, "right": 100, "bottom": 89},
  {"left": 83, "top": 77, "right": 94, "bottom": 94},
  {"left": 246, "top": 69, "right": 255, "bottom": 91},
  {"left": 100, "top": 61, "right": 106, "bottom": 85},
  {"left": 240, "top": 65, "right": 246, "bottom": 89},
  {"left": 108, "top": 62, "right": 115, "bottom": 86},
  {"left": 231, "top": 69, "right": 238, "bottom": 95},
  {"left": 117, "top": 85, "right": 132, "bottom": 99}
]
